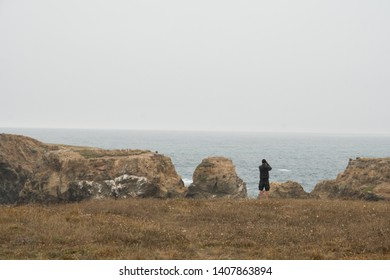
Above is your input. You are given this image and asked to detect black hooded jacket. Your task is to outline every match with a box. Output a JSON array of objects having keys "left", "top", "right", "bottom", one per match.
[{"left": 259, "top": 162, "right": 272, "bottom": 180}]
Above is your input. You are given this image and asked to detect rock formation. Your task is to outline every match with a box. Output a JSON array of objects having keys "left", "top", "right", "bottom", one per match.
[
  {"left": 270, "top": 181, "right": 314, "bottom": 199},
  {"left": 312, "top": 157, "right": 390, "bottom": 201},
  {"left": 0, "top": 134, "right": 186, "bottom": 204},
  {"left": 3, "top": 134, "right": 390, "bottom": 203},
  {"left": 186, "top": 157, "right": 247, "bottom": 199},
  {"left": 0, "top": 134, "right": 47, "bottom": 204}
]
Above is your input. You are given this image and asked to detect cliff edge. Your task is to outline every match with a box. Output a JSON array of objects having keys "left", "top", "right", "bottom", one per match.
[
  {"left": 0, "top": 134, "right": 185, "bottom": 204},
  {"left": 312, "top": 157, "right": 390, "bottom": 201}
]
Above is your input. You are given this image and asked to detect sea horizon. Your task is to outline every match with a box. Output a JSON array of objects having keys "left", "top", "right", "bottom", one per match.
[{"left": 2, "top": 126, "right": 390, "bottom": 137}]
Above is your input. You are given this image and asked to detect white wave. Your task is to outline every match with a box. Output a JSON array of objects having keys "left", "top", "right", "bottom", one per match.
[
  {"left": 278, "top": 169, "right": 291, "bottom": 172},
  {"left": 182, "top": 178, "right": 193, "bottom": 186}
]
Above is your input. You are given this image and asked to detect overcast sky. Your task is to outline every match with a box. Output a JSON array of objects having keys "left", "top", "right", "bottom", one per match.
[{"left": 1, "top": 0, "right": 389, "bottom": 134}]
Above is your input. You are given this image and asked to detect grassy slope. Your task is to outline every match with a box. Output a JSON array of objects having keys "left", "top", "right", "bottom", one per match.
[{"left": 1, "top": 198, "right": 389, "bottom": 260}]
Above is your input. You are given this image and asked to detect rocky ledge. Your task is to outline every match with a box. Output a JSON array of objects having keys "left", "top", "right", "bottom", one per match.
[
  {"left": 312, "top": 157, "right": 390, "bottom": 201},
  {"left": 269, "top": 181, "right": 315, "bottom": 199},
  {"left": 0, "top": 134, "right": 185, "bottom": 204},
  {"left": 267, "top": 157, "right": 390, "bottom": 201}
]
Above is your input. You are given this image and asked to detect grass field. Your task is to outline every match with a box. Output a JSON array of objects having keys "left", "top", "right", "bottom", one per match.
[{"left": 1, "top": 198, "right": 389, "bottom": 259}]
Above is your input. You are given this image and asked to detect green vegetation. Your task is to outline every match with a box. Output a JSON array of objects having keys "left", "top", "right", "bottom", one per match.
[
  {"left": 0, "top": 198, "right": 389, "bottom": 259},
  {"left": 362, "top": 185, "right": 376, "bottom": 193}
]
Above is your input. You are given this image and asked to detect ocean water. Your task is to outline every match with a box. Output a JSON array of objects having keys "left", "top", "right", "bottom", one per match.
[{"left": 2, "top": 128, "right": 390, "bottom": 197}]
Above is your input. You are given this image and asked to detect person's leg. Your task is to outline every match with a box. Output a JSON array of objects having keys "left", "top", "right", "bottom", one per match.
[
  {"left": 258, "top": 182, "right": 263, "bottom": 199},
  {"left": 265, "top": 181, "right": 270, "bottom": 200}
]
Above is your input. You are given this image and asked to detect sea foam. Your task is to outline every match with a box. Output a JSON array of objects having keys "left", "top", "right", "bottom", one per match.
[{"left": 182, "top": 178, "right": 193, "bottom": 186}]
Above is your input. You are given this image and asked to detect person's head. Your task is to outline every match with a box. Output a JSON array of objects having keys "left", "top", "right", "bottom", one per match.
[{"left": 262, "top": 159, "right": 267, "bottom": 164}]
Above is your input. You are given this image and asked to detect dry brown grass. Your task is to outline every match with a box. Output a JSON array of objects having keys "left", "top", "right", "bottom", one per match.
[{"left": 1, "top": 198, "right": 389, "bottom": 260}]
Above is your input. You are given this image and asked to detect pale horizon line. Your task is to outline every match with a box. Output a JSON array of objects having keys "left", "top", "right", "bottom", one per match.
[{"left": 1, "top": 126, "right": 390, "bottom": 137}]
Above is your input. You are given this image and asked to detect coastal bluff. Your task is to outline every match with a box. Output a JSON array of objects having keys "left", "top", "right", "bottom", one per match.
[
  {"left": 0, "top": 134, "right": 185, "bottom": 204},
  {"left": 312, "top": 157, "right": 390, "bottom": 201},
  {"left": 270, "top": 158, "right": 390, "bottom": 201}
]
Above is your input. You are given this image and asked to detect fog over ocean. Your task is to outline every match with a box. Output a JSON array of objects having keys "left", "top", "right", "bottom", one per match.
[{"left": 2, "top": 128, "right": 390, "bottom": 197}]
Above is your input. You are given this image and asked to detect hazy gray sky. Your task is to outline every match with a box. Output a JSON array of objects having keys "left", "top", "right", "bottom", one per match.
[{"left": 1, "top": 0, "right": 389, "bottom": 133}]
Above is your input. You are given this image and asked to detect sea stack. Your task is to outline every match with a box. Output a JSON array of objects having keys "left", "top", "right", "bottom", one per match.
[{"left": 186, "top": 157, "right": 247, "bottom": 199}]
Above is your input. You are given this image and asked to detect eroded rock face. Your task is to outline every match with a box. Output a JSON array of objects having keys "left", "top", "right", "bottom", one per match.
[
  {"left": 186, "top": 157, "right": 247, "bottom": 199},
  {"left": 312, "top": 158, "right": 390, "bottom": 201},
  {"left": 0, "top": 134, "right": 47, "bottom": 204},
  {"left": 0, "top": 134, "right": 186, "bottom": 204},
  {"left": 269, "top": 181, "right": 314, "bottom": 199}
]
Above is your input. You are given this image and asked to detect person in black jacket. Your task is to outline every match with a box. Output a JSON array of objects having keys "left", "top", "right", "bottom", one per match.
[{"left": 259, "top": 159, "right": 272, "bottom": 200}]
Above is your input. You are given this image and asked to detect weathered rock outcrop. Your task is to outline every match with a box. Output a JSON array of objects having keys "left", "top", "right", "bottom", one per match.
[
  {"left": 312, "top": 157, "right": 390, "bottom": 201},
  {"left": 270, "top": 181, "right": 314, "bottom": 199},
  {"left": 0, "top": 134, "right": 186, "bottom": 204},
  {"left": 186, "top": 157, "right": 247, "bottom": 199},
  {"left": 0, "top": 134, "right": 47, "bottom": 204}
]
